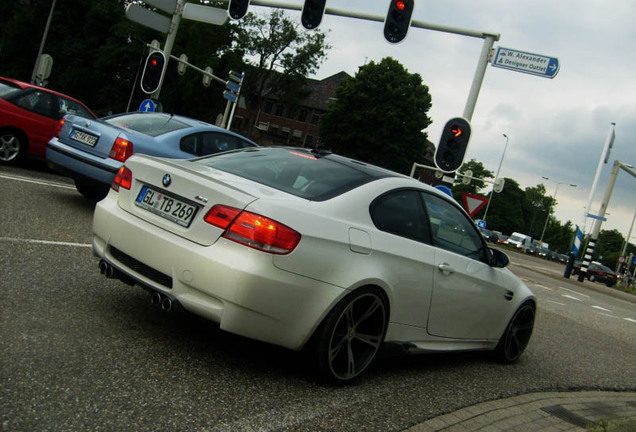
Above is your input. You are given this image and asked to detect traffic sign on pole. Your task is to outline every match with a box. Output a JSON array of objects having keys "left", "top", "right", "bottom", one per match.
[
  {"left": 462, "top": 193, "right": 489, "bottom": 218},
  {"left": 139, "top": 99, "right": 157, "bottom": 112},
  {"left": 125, "top": 4, "right": 171, "bottom": 33},
  {"left": 491, "top": 46, "right": 560, "bottom": 79}
]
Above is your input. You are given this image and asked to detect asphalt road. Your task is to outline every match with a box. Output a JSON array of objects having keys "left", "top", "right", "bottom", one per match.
[{"left": 1, "top": 162, "right": 635, "bottom": 432}]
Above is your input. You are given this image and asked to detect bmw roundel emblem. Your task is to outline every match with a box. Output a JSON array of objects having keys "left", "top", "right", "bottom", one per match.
[{"left": 162, "top": 174, "right": 172, "bottom": 187}]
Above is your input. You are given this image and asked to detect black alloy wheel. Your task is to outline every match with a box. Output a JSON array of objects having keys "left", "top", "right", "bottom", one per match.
[
  {"left": 494, "top": 302, "right": 535, "bottom": 363},
  {"left": 312, "top": 287, "right": 388, "bottom": 384}
]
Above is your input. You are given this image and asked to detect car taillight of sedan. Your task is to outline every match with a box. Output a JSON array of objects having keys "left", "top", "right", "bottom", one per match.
[
  {"left": 111, "top": 166, "right": 132, "bottom": 191},
  {"left": 55, "top": 118, "right": 65, "bottom": 138},
  {"left": 109, "top": 137, "right": 133, "bottom": 162},
  {"left": 204, "top": 204, "right": 301, "bottom": 254}
]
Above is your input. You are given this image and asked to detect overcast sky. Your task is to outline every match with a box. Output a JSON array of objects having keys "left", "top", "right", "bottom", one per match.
[{"left": 251, "top": 0, "right": 636, "bottom": 241}]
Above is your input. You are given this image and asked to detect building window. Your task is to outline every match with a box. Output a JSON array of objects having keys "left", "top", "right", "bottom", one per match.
[
  {"left": 298, "top": 109, "right": 308, "bottom": 122},
  {"left": 264, "top": 99, "right": 274, "bottom": 114},
  {"left": 275, "top": 104, "right": 284, "bottom": 117},
  {"left": 305, "top": 135, "right": 314, "bottom": 147},
  {"left": 310, "top": 113, "right": 320, "bottom": 125}
]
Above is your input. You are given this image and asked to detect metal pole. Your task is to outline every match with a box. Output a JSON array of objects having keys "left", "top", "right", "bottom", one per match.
[
  {"left": 463, "top": 34, "right": 497, "bottom": 121},
  {"left": 482, "top": 133, "right": 508, "bottom": 222},
  {"left": 581, "top": 122, "right": 616, "bottom": 234},
  {"left": 539, "top": 179, "right": 577, "bottom": 244},
  {"left": 152, "top": 0, "right": 186, "bottom": 99},
  {"left": 30, "top": 0, "right": 56, "bottom": 84}
]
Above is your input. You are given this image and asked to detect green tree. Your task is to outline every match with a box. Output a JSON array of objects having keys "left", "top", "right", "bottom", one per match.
[
  {"left": 452, "top": 159, "right": 493, "bottom": 202},
  {"left": 481, "top": 178, "right": 526, "bottom": 236},
  {"left": 595, "top": 229, "right": 625, "bottom": 269},
  {"left": 320, "top": 57, "right": 433, "bottom": 174},
  {"left": 235, "top": 9, "right": 330, "bottom": 138}
]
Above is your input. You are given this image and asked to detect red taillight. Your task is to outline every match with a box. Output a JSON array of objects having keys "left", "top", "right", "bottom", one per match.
[
  {"left": 112, "top": 166, "right": 132, "bottom": 191},
  {"left": 204, "top": 204, "right": 242, "bottom": 229},
  {"left": 55, "top": 118, "right": 65, "bottom": 137},
  {"left": 204, "top": 205, "right": 301, "bottom": 254},
  {"left": 109, "top": 137, "right": 133, "bottom": 162}
]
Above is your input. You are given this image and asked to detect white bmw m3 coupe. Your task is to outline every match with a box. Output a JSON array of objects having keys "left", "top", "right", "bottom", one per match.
[{"left": 92, "top": 146, "right": 535, "bottom": 384}]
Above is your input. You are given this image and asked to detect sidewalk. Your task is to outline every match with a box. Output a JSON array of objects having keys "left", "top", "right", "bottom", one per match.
[{"left": 406, "top": 391, "right": 636, "bottom": 432}]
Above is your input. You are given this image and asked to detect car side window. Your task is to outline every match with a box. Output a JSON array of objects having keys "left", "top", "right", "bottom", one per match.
[
  {"left": 181, "top": 132, "right": 254, "bottom": 156},
  {"left": 16, "top": 90, "right": 54, "bottom": 118},
  {"left": 57, "top": 97, "right": 92, "bottom": 120},
  {"left": 370, "top": 190, "right": 428, "bottom": 242},
  {"left": 421, "top": 192, "right": 486, "bottom": 261}
]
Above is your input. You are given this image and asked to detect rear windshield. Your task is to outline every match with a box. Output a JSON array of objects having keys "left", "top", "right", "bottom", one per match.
[
  {"left": 105, "top": 113, "right": 189, "bottom": 137},
  {"left": 196, "top": 148, "right": 378, "bottom": 201}
]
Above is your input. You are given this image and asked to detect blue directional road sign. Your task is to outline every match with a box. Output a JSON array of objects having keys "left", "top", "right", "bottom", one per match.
[
  {"left": 139, "top": 99, "right": 156, "bottom": 112},
  {"left": 477, "top": 220, "right": 487, "bottom": 229},
  {"left": 492, "top": 47, "right": 560, "bottom": 79},
  {"left": 435, "top": 184, "right": 453, "bottom": 197},
  {"left": 223, "top": 90, "right": 237, "bottom": 103},
  {"left": 226, "top": 80, "right": 240, "bottom": 93}
]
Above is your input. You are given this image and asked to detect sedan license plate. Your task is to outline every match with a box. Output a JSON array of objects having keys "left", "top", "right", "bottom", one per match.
[
  {"left": 135, "top": 186, "right": 198, "bottom": 228},
  {"left": 70, "top": 129, "right": 98, "bottom": 146}
]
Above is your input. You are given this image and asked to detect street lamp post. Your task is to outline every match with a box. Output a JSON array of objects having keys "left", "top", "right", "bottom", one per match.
[
  {"left": 539, "top": 177, "right": 577, "bottom": 245},
  {"left": 482, "top": 133, "right": 509, "bottom": 223}
]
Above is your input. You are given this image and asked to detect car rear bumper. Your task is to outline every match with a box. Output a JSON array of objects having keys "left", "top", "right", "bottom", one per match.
[
  {"left": 46, "top": 137, "right": 120, "bottom": 186},
  {"left": 92, "top": 193, "right": 346, "bottom": 351}
]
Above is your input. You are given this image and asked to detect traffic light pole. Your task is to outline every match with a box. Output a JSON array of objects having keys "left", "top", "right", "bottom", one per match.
[
  {"left": 577, "top": 160, "right": 636, "bottom": 282},
  {"left": 152, "top": 0, "right": 187, "bottom": 99}
]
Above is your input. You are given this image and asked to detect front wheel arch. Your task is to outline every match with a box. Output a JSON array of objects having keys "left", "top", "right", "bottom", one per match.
[{"left": 493, "top": 300, "right": 536, "bottom": 363}]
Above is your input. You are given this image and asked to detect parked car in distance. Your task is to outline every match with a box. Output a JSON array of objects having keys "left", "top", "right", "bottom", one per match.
[
  {"left": 92, "top": 146, "right": 536, "bottom": 384},
  {"left": 572, "top": 261, "right": 618, "bottom": 287},
  {"left": 47, "top": 111, "right": 258, "bottom": 201},
  {"left": 0, "top": 77, "right": 96, "bottom": 165}
]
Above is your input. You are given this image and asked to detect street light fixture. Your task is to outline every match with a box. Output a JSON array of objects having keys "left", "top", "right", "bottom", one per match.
[
  {"left": 482, "top": 133, "right": 509, "bottom": 223},
  {"left": 539, "top": 176, "right": 577, "bottom": 244}
]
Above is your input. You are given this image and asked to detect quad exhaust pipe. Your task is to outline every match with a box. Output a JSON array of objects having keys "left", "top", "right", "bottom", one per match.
[{"left": 98, "top": 260, "right": 176, "bottom": 312}]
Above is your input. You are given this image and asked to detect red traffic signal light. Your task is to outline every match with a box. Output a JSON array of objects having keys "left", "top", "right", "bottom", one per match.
[
  {"left": 301, "top": 0, "right": 327, "bottom": 30},
  {"left": 140, "top": 51, "right": 166, "bottom": 95},
  {"left": 384, "top": 0, "right": 414, "bottom": 44},
  {"left": 228, "top": 0, "right": 250, "bottom": 20},
  {"left": 434, "top": 117, "right": 472, "bottom": 173}
]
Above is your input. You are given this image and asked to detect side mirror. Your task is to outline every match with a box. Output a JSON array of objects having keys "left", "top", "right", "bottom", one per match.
[{"left": 489, "top": 248, "right": 510, "bottom": 268}]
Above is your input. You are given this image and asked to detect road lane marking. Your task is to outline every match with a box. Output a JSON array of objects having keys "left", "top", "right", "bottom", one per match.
[
  {"left": 547, "top": 300, "right": 566, "bottom": 306},
  {"left": 625, "top": 318, "right": 636, "bottom": 324},
  {"left": 562, "top": 294, "right": 583, "bottom": 301},
  {"left": 0, "top": 237, "right": 91, "bottom": 248},
  {"left": 559, "top": 286, "right": 590, "bottom": 298},
  {"left": 0, "top": 173, "right": 75, "bottom": 190},
  {"left": 591, "top": 305, "right": 612, "bottom": 312},
  {"left": 534, "top": 283, "right": 553, "bottom": 291}
]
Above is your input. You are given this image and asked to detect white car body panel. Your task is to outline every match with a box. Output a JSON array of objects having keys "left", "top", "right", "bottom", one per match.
[{"left": 92, "top": 152, "right": 535, "bottom": 357}]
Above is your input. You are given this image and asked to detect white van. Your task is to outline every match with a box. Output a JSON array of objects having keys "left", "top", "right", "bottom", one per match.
[{"left": 506, "top": 232, "right": 532, "bottom": 249}]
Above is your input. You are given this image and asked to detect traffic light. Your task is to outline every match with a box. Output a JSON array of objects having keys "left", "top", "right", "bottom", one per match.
[
  {"left": 383, "top": 0, "right": 415, "bottom": 44},
  {"left": 301, "top": 0, "right": 327, "bottom": 30},
  {"left": 434, "top": 117, "right": 472, "bottom": 173},
  {"left": 228, "top": 0, "right": 250, "bottom": 20},
  {"left": 140, "top": 51, "right": 166, "bottom": 94}
]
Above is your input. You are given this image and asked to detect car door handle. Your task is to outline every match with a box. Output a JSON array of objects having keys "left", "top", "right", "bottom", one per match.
[{"left": 438, "top": 263, "right": 454, "bottom": 275}]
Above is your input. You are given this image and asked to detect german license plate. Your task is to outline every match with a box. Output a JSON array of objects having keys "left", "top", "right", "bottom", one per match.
[
  {"left": 70, "top": 129, "right": 98, "bottom": 146},
  {"left": 135, "top": 186, "right": 198, "bottom": 228}
]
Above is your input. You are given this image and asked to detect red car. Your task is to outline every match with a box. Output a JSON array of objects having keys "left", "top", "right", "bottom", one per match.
[{"left": 0, "top": 77, "right": 96, "bottom": 165}]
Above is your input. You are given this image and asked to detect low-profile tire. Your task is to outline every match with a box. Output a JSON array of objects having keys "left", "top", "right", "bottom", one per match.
[
  {"left": 589, "top": 275, "right": 596, "bottom": 282},
  {"left": 310, "top": 287, "right": 388, "bottom": 385},
  {"left": 74, "top": 179, "right": 109, "bottom": 201},
  {"left": 0, "top": 130, "right": 26, "bottom": 165},
  {"left": 494, "top": 301, "right": 535, "bottom": 363}
]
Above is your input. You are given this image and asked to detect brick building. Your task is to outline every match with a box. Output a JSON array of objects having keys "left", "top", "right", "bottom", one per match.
[{"left": 230, "top": 71, "right": 350, "bottom": 148}]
